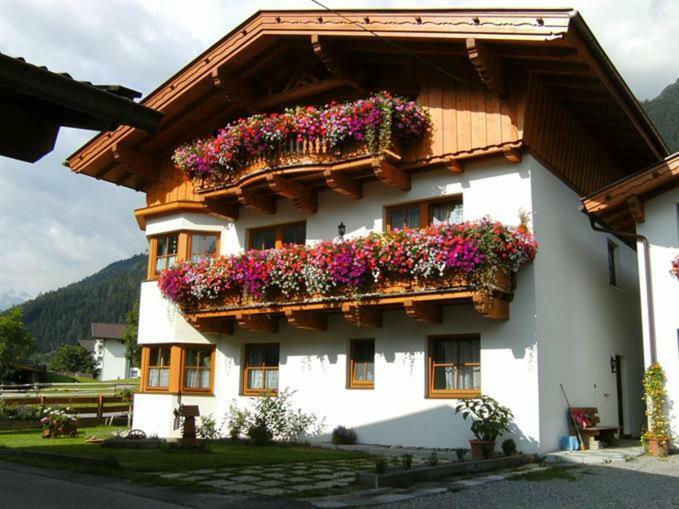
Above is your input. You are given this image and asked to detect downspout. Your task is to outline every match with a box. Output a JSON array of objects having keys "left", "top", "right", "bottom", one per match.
[{"left": 584, "top": 212, "right": 657, "bottom": 365}]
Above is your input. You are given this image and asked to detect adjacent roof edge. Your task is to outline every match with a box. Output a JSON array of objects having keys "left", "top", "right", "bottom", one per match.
[{"left": 91, "top": 322, "right": 126, "bottom": 340}]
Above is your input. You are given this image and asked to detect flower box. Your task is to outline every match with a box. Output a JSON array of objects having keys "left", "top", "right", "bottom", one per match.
[
  {"left": 159, "top": 219, "right": 536, "bottom": 314},
  {"left": 173, "top": 91, "right": 429, "bottom": 187}
]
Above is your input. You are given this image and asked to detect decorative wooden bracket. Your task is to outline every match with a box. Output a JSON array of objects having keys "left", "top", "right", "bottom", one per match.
[
  {"left": 234, "top": 188, "right": 276, "bottom": 214},
  {"left": 211, "top": 68, "right": 259, "bottom": 114},
  {"left": 285, "top": 310, "right": 327, "bottom": 331},
  {"left": 311, "top": 34, "right": 366, "bottom": 93},
  {"left": 206, "top": 201, "right": 239, "bottom": 221},
  {"left": 191, "top": 317, "right": 234, "bottom": 335},
  {"left": 341, "top": 303, "right": 382, "bottom": 328},
  {"left": 466, "top": 38, "right": 505, "bottom": 98},
  {"left": 502, "top": 146, "right": 522, "bottom": 164},
  {"left": 472, "top": 293, "right": 509, "bottom": 320},
  {"left": 111, "top": 143, "right": 159, "bottom": 182},
  {"left": 372, "top": 157, "right": 410, "bottom": 191},
  {"left": 442, "top": 156, "right": 464, "bottom": 174},
  {"left": 266, "top": 174, "right": 317, "bottom": 213},
  {"left": 323, "top": 169, "right": 362, "bottom": 199},
  {"left": 236, "top": 313, "right": 278, "bottom": 333},
  {"left": 403, "top": 299, "right": 442, "bottom": 324},
  {"left": 626, "top": 195, "right": 644, "bottom": 223}
]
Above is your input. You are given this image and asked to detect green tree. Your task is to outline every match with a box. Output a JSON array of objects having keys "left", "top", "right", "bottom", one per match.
[
  {"left": 0, "top": 308, "right": 36, "bottom": 380},
  {"left": 123, "top": 303, "right": 140, "bottom": 367},
  {"left": 49, "top": 344, "right": 95, "bottom": 375}
]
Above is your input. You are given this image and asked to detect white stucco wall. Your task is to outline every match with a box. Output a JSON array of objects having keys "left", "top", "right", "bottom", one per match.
[
  {"left": 100, "top": 339, "right": 130, "bottom": 381},
  {"left": 636, "top": 188, "right": 679, "bottom": 441},
  {"left": 133, "top": 154, "right": 645, "bottom": 452},
  {"left": 531, "top": 165, "right": 644, "bottom": 449}
]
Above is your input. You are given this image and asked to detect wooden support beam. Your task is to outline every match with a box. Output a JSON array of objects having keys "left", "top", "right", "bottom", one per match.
[
  {"left": 503, "top": 146, "right": 522, "bottom": 164},
  {"left": 206, "top": 201, "right": 239, "bottom": 221},
  {"left": 266, "top": 174, "right": 317, "bottom": 213},
  {"left": 191, "top": 317, "right": 234, "bottom": 335},
  {"left": 111, "top": 143, "right": 159, "bottom": 182},
  {"left": 236, "top": 314, "right": 278, "bottom": 333},
  {"left": 311, "top": 34, "right": 366, "bottom": 93},
  {"left": 372, "top": 157, "right": 410, "bottom": 191},
  {"left": 466, "top": 38, "right": 505, "bottom": 98},
  {"left": 341, "top": 303, "right": 382, "bottom": 328},
  {"left": 257, "top": 78, "right": 349, "bottom": 110},
  {"left": 323, "top": 169, "right": 362, "bottom": 199},
  {"left": 234, "top": 188, "right": 276, "bottom": 214},
  {"left": 472, "top": 294, "right": 509, "bottom": 320},
  {"left": 403, "top": 299, "right": 442, "bottom": 324},
  {"left": 211, "top": 68, "right": 259, "bottom": 113},
  {"left": 442, "top": 156, "right": 464, "bottom": 174},
  {"left": 626, "top": 195, "right": 645, "bottom": 223},
  {"left": 285, "top": 310, "right": 327, "bottom": 331}
]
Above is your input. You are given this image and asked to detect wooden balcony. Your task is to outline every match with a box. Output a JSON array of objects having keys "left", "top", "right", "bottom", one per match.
[
  {"left": 184, "top": 271, "right": 514, "bottom": 335},
  {"left": 196, "top": 138, "right": 414, "bottom": 215}
]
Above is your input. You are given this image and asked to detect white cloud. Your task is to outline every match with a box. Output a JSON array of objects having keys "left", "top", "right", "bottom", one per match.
[{"left": 0, "top": 0, "right": 677, "bottom": 295}]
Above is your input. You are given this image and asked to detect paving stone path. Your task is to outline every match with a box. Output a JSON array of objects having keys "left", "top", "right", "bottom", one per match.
[{"left": 154, "top": 458, "right": 382, "bottom": 496}]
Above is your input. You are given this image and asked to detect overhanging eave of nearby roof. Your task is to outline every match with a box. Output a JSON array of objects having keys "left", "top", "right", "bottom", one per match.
[{"left": 0, "top": 53, "right": 163, "bottom": 162}]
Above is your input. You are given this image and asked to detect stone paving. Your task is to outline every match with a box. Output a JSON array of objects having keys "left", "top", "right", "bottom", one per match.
[{"left": 154, "top": 458, "right": 379, "bottom": 496}]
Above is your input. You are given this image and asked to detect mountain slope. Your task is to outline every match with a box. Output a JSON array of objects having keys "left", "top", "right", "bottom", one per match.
[
  {"left": 643, "top": 78, "right": 679, "bottom": 153},
  {"left": 0, "top": 290, "right": 31, "bottom": 311},
  {"left": 14, "top": 254, "right": 146, "bottom": 352}
]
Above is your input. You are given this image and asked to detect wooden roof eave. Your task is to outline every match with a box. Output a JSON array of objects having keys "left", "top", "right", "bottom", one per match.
[{"left": 65, "top": 9, "right": 573, "bottom": 180}]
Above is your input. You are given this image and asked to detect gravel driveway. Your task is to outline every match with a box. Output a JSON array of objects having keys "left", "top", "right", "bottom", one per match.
[{"left": 377, "top": 455, "right": 679, "bottom": 509}]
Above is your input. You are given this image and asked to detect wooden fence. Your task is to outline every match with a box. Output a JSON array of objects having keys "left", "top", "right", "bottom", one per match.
[
  {"left": 1, "top": 394, "right": 132, "bottom": 421},
  {"left": 0, "top": 382, "right": 137, "bottom": 397}
]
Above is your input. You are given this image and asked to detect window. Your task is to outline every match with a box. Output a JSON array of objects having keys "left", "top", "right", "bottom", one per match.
[
  {"left": 243, "top": 343, "right": 279, "bottom": 395},
  {"left": 349, "top": 339, "right": 375, "bottom": 389},
  {"left": 428, "top": 336, "right": 480, "bottom": 398},
  {"left": 182, "top": 347, "right": 213, "bottom": 391},
  {"left": 249, "top": 222, "right": 306, "bottom": 250},
  {"left": 150, "top": 234, "right": 179, "bottom": 278},
  {"left": 387, "top": 197, "right": 463, "bottom": 230},
  {"left": 146, "top": 346, "right": 171, "bottom": 389},
  {"left": 189, "top": 233, "right": 220, "bottom": 262},
  {"left": 608, "top": 240, "right": 618, "bottom": 287}
]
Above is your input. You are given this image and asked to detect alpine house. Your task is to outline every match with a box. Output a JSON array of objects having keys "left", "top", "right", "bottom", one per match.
[{"left": 66, "top": 9, "right": 668, "bottom": 452}]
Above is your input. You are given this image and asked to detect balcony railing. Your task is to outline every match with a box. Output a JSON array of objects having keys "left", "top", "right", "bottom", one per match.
[{"left": 157, "top": 220, "right": 537, "bottom": 333}]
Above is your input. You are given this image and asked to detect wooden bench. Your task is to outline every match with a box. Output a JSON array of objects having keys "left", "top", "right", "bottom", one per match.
[{"left": 568, "top": 407, "right": 618, "bottom": 449}]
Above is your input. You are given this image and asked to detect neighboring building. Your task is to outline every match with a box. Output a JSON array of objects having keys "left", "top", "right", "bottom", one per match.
[
  {"left": 65, "top": 9, "right": 669, "bottom": 452},
  {"left": 583, "top": 154, "right": 679, "bottom": 444},
  {"left": 81, "top": 323, "right": 136, "bottom": 381},
  {"left": 0, "top": 52, "right": 162, "bottom": 162}
]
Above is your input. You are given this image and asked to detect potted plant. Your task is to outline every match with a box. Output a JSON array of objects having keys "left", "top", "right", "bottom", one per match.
[
  {"left": 455, "top": 395, "right": 513, "bottom": 459},
  {"left": 641, "top": 363, "right": 671, "bottom": 457}
]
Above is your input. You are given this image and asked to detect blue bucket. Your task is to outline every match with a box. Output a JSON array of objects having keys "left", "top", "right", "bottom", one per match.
[{"left": 559, "top": 436, "right": 579, "bottom": 451}]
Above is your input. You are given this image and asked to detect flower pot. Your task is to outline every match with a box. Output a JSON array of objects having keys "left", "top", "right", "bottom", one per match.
[
  {"left": 647, "top": 438, "right": 670, "bottom": 457},
  {"left": 469, "top": 439, "right": 496, "bottom": 459}
]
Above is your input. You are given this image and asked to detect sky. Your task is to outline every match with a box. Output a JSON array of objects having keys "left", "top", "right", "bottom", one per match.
[{"left": 0, "top": 0, "right": 678, "bottom": 298}]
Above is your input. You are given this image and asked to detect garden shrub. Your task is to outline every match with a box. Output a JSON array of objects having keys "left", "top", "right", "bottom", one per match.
[
  {"left": 0, "top": 401, "right": 43, "bottom": 421},
  {"left": 197, "top": 413, "right": 221, "bottom": 440},
  {"left": 225, "top": 389, "right": 323, "bottom": 443},
  {"left": 331, "top": 425, "right": 357, "bottom": 445},
  {"left": 501, "top": 438, "right": 517, "bottom": 456},
  {"left": 247, "top": 417, "right": 273, "bottom": 446}
]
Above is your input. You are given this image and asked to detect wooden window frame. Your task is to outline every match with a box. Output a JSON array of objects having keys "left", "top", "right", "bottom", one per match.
[
  {"left": 385, "top": 195, "right": 463, "bottom": 231},
  {"left": 427, "top": 335, "right": 481, "bottom": 399},
  {"left": 247, "top": 221, "right": 306, "bottom": 250},
  {"left": 141, "top": 345, "right": 173, "bottom": 393},
  {"left": 147, "top": 233, "right": 180, "bottom": 280},
  {"left": 348, "top": 339, "right": 375, "bottom": 390},
  {"left": 180, "top": 344, "right": 216, "bottom": 394},
  {"left": 607, "top": 240, "right": 618, "bottom": 288},
  {"left": 242, "top": 343, "right": 280, "bottom": 396},
  {"left": 187, "top": 231, "right": 221, "bottom": 262},
  {"left": 147, "top": 230, "right": 221, "bottom": 280}
]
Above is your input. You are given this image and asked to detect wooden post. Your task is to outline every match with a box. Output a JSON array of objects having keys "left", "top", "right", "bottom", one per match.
[{"left": 97, "top": 394, "right": 104, "bottom": 423}]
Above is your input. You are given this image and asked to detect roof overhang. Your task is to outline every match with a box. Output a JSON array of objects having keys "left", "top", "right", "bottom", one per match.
[
  {"left": 65, "top": 8, "right": 668, "bottom": 191},
  {"left": 582, "top": 152, "right": 679, "bottom": 232},
  {"left": 0, "top": 53, "right": 163, "bottom": 163}
]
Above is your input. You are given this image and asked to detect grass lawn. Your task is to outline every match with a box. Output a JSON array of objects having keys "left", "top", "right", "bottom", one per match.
[{"left": 0, "top": 426, "right": 367, "bottom": 474}]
